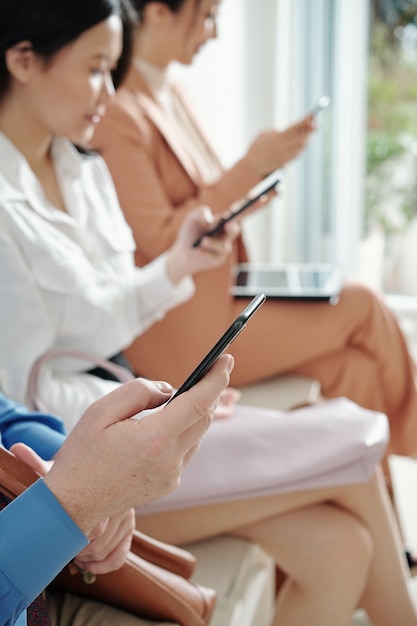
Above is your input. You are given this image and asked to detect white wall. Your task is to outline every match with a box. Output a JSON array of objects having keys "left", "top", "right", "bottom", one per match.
[{"left": 174, "top": 0, "right": 247, "bottom": 167}]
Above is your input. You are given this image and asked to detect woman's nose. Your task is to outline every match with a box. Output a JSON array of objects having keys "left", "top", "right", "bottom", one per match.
[{"left": 101, "top": 73, "right": 116, "bottom": 102}]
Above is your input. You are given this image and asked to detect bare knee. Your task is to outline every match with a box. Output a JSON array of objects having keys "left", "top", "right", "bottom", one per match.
[
  {"left": 236, "top": 503, "right": 374, "bottom": 591},
  {"left": 309, "top": 508, "right": 374, "bottom": 595},
  {"left": 285, "top": 505, "right": 374, "bottom": 590},
  {"left": 332, "top": 513, "right": 373, "bottom": 572}
]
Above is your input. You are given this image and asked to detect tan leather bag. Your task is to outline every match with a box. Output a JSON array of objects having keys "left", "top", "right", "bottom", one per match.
[{"left": 0, "top": 446, "right": 216, "bottom": 625}]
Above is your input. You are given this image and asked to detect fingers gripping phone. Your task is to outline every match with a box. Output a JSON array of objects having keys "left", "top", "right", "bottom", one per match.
[
  {"left": 167, "top": 293, "right": 266, "bottom": 403},
  {"left": 192, "top": 170, "right": 284, "bottom": 248}
]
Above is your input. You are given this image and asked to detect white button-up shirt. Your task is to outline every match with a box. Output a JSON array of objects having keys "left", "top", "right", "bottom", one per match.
[{"left": 0, "top": 133, "right": 194, "bottom": 428}]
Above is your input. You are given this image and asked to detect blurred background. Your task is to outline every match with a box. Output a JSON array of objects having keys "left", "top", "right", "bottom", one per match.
[{"left": 174, "top": 0, "right": 417, "bottom": 296}]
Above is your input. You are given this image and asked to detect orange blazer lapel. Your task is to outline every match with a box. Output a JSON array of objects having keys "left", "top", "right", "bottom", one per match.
[
  {"left": 125, "top": 68, "right": 205, "bottom": 184},
  {"left": 123, "top": 68, "right": 221, "bottom": 186}
]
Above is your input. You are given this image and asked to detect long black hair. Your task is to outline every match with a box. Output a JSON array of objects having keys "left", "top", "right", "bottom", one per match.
[{"left": 0, "top": 0, "right": 138, "bottom": 100}]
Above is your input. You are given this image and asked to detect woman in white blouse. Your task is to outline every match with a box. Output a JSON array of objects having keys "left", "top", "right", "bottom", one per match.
[
  {"left": 1, "top": 2, "right": 417, "bottom": 625},
  {"left": 0, "top": 6, "right": 239, "bottom": 427}
]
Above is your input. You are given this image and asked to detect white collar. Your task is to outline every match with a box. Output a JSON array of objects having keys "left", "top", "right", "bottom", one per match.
[{"left": 0, "top": 133, "right": 86, "bottom": 223}]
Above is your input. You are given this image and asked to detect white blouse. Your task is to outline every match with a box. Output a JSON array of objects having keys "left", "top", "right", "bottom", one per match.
[{"left": 0, "top": 133, "right": 194, "bottom": 428}]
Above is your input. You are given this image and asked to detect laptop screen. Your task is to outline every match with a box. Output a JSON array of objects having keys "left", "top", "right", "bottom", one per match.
[{"left": 231, "top": 263, "right": 345, "bottom": 303}]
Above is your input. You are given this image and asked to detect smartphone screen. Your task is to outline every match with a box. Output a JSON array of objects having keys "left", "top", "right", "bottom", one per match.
[
  {"left": 192, "top": 171, "right": 284, "bottom": 248},
  {"left": 167, "top": 293, "right": 266, "bottom": 403}
]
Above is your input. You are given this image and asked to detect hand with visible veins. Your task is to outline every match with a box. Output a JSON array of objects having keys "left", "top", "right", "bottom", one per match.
[{"left": 29, "top": 356, "right": 234, "bottom": 536}]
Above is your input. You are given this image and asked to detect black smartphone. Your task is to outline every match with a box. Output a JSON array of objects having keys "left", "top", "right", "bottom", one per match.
[
  {"left": 167, "top": 293, "right": 266, "bottom": 403},
  {"left": 192, "top": 170, "right": 284, "bottom": 248},
  {"left": 310, "top": 95, "right": 331, "bottom": 117}
]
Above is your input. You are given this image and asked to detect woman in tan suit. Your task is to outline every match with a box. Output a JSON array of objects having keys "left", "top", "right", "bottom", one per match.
[{"left": 92, "top": 0, "right": 417, "bottom": 459}]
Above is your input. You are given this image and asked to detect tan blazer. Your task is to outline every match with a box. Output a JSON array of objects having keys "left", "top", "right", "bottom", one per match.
[
  {"left": 92, "top": 66, "right": 261, "bottom": 383},
  {"left": 93, "top": 67, "right": 258, "bottom": 265},
  {"left": 92, "top": 67, "right": 417, "bottom": 459}
]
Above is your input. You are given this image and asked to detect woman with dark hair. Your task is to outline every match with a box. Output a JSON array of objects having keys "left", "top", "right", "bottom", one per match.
[
  {"left": 0, "top": 0, "right": 238, "bottom": 426},
  {"left": 92, "top": 0, "right": 417, "bottom": 463},
  {"left": 0, "top": 0, "right": 136, "bottom": 100},
  {"left": 1, "top": 1, "right": 417, "bottom": 624}
]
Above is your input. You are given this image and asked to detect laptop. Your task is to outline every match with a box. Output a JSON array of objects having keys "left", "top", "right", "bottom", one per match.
[{"left": 230, "top": 263, "right": 345, "bottom": 303}]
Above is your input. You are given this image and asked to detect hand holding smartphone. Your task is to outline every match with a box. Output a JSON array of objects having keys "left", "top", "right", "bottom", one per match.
[
  {"left": 167, "top": 293, "right": 266, "bottom": 403},
  {"left": 192, "top": 171, "right": 284, "bottom": 248}
]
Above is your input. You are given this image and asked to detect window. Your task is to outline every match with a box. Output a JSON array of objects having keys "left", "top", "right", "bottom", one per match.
[
  {"left": 177, "top": 0, "right": 370, "bottom": 274},
  {"left": 366, "top": 0, "right": 417, "bottom": 294}
]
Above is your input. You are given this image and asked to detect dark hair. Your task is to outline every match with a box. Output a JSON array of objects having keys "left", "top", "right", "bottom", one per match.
[
  {"left": 131, "top": 0, "right": 190, "bottom": 19},
  {"left": 0, "top": 0, "right": 138, "bottom": 100}
]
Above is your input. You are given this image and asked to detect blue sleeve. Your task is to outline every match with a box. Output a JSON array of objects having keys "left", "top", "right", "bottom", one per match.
[
  {"left": 0, "top": 479, "right": 88, "bottom": 626},
  {"left": 0, "top": 394, "right": 66, "bottom": 459}
]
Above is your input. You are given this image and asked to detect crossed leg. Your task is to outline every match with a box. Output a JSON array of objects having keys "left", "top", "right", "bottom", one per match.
[{"left": 137, "top": 468, "right": 417, "bottom": 626}]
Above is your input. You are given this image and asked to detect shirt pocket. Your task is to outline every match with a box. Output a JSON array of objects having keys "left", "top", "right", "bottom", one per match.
[{"left": 29, "top": 247, "right": 105, "bottom": 337}]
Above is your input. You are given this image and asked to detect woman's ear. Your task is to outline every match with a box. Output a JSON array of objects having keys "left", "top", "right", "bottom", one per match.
[
  {"left": 144, "top": 2, "right": 173, "bottom": 25},
  {"left": 5, "top": 41, "right": 35, "bottom": 85}
]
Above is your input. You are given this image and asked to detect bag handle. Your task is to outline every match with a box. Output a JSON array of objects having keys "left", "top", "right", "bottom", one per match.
[{"left": 27, "top": 349, "right": 135, "bottom": 411}]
